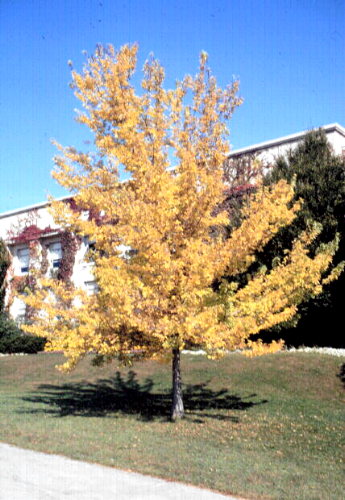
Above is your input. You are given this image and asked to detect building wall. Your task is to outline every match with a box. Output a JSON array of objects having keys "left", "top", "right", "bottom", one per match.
[
  {"left": 326, "top": 129, "right": 345, "bottom": 156},
  {"left": 255, "top": 130, "right": 345, "bottom": 165},
  {"left": 0, "top": 203, "right": 97, "bottom": 320},
  {"left": 0, "top": 204, "right": 58, "bottom": 241},
  {"left": 229, "top": 124, "right": 345, "bottom": 166},
  {"left": 1, "top": 124, "right": 345, "bottom": 321}
]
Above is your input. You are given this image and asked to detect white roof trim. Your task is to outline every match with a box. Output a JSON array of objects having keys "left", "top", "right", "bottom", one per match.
[
  {"left": 0, "top": 195, "right": 71, "bottom": 220},
  {"left": 0, "top": 176, "right": 131, "bottom": 220},
  {"left": 229, "top": 123, "right": 345, "bottom": 157}
]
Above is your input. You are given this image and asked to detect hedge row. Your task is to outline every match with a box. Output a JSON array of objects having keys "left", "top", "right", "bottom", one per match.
[{"left": 0, "top": 315, "right": 46, "bottom": 354}]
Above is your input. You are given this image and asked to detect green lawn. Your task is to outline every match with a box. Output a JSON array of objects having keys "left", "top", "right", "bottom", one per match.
[{"left": 0, "top": 351, "right": 344, "bottom": 499}]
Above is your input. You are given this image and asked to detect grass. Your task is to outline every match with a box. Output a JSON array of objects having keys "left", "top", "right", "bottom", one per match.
[{"left": 0, "top": 351, "right": 344, "bottom": 499}]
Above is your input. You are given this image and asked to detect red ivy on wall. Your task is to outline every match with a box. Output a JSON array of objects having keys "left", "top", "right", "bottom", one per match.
[
  {"left": 10, "top": 225, "right": 55, "bottom": 244},
  {"left": 6, "top": 198, "right": 107, "bottom": 320},
  {"left": 57, "top": 231, "right": 81, "bottom": 285},
  {"left": 7, "top": 223, "right": 81, "bottom": 321}
]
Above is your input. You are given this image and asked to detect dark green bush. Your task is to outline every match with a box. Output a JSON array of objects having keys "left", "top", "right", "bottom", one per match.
[
  {"left": 0, "top": 239, "right": 10, "bottom": 313},
  {"left": 0, "top": 315, "right": 46, "bottom": 354}
]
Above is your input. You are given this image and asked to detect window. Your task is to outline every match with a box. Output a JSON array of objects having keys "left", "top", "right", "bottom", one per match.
[
  {"left": 117, "top": 244, "right": 132, "bottom": 259},
  {"left": 49, "top": 242, "right": 62, "bottom": 269},
  {"left": 17, "top": 247, "right": 29, "bottom": 274},
  {"left": 84, "top": 280, "right": 99, "bottom": 295},
  {"left": 87, "top": 241, "right": 96, "bottom": 252},
  {"left": 15, "top": 300, "right": 26, "bottom": 325},
  {"left": 83, "top": 238, "right": 96, "bottom": 265}
]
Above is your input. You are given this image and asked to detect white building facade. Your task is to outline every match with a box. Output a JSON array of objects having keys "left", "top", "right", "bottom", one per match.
[
  {"left": 1, "top": 123, "right": 345, "bottom": 322},
  {"left": 0, "top": 201, "right": 96, "bottom": 321},
  {"left": 228, "top": 123, "right": 345, "bottom": 165}
]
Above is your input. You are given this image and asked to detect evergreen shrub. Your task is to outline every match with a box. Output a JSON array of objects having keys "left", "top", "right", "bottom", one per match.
[{"left": 0, "top": 315, "right": 46, "bottom": 354}]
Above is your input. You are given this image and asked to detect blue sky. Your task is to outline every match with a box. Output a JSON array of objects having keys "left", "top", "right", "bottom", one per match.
[{"left": 0, "top": 0, "right": 344, "bottom": 212}]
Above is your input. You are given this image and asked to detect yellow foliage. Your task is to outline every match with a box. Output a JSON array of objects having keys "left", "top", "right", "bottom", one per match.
[{"left": 22, "top": 44, "right": 340, "bottom": 370}]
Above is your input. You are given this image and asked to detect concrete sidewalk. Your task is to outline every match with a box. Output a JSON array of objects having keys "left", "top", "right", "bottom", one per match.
[{"left": 0, "top": 443, "right": 237, "bottom": 499}]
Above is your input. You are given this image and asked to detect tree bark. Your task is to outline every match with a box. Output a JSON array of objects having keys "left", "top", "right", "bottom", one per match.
[{"left": 171, "top": 347, "right": 184, "bottom": 421}]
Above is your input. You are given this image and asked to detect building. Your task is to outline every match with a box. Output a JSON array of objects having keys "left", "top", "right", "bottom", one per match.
[
  {"left": 1, "top": 123, "right": 345, "bottom": 322},
  {"left": 228, "top": 122, "right": 345, "bottom": 164},
  {"left": 0, "top": 200, "right": 97, "bottom": 321}
]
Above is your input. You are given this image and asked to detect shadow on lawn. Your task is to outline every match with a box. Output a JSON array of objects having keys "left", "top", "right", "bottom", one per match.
[{"left": 21, "top": 370, "right": 267, "bottom": 422}]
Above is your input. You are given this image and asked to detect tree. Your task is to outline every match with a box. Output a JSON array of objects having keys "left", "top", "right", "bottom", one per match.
[
  {"left": 265, "top": 130, "right": 345, "bottom": 246},
  {"left": 261, "top": 130, "right": 345, "bottom": 346},
  {"left": 23, "top": 45, "right": 340, "bottom": 419},
  {"left": 223, "top": 151, "right": 264, "bottom": 188}
]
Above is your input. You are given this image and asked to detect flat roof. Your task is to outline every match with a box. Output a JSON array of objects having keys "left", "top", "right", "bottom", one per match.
[
  {"left": 229, "top": 123, "right": 345, "bottom": 157},
  {"left": 0, "top": 195, "right": 71, "bottom": 220}
]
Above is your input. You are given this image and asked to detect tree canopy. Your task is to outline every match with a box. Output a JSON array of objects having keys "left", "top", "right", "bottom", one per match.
[
  {"left": 266, "top": 130, "right": 345, "bottom": 244},
  {"left": 23, "top": 45, "right": 341, "bottom": 419},
  {"left": 261, "top": 130, "right": 345, "bottom": 346}
]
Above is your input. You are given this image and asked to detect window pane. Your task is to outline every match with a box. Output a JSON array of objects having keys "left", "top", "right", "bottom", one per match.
[
  {"left": 15, "top": 300, "right": 26, "bottom": 324},
  {"left": 49, "top": 242, "right": 62, "bottom": 269},
  {"left": 49, "top": 242, "right": 62, "bottom": 259},
  {"left": 84, "top": 281, "right": 98, "bottom": 295},
  {"left": 17, "top": 248, "right": 29, "bottom": 273}
]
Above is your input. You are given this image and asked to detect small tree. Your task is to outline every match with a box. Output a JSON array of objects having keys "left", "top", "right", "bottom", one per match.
[
  {"left": 24, "top": 45, "right": 340, "bottom": 419},
  {"left": 265, "top": 130, "right": 345, "bottom": 246},
  {"left": 261, "top": 130, "right": 345, "bottom": 345}
]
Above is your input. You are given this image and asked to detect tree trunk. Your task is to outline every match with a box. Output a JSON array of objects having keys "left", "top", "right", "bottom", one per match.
[{"left": 171, "top": 347, "right": 184, "bottom": 421}]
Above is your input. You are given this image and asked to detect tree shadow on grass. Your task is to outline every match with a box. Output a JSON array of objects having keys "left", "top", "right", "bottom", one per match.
[
  {"left": 337, "top": 363, "right": 345, "bottom": 388},
  {"left": 20, "top": 370, "right": 267, "bottom": 422}
]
